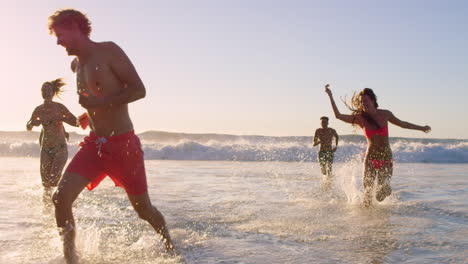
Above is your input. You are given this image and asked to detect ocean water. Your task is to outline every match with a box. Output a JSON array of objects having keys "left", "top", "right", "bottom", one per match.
[
  {"left": 2, "top": 131, "right": 468, "bottom": 163},
  {"left": 0, "top": 157, "right": 466, "bottom": 264}
]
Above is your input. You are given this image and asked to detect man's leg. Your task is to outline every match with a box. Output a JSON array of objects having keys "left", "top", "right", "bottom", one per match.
[
  {"left": 318, "top": 152, "right": 327, "bottom": 176},
  {"left": 328, "top": 152, "right": 334, "bottom": 177},
  {"left": 320, "top": 164, "right": 327, "bottom": 176},
  {"left": 127, "top": 192, "right": 174, "bottom": 252},
  {"left": 325, "top": 152, "right": 334, "bottom": 178},
  {"left": 325, "top": 162, "right": 332, "bottom": 177},
  {"left": 52, "top": 172, "right": 89, "bottom": 264}
]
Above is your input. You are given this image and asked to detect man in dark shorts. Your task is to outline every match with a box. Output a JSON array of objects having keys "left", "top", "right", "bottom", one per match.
[
  {"left": 48, "top": 9, "right": 173, "bottom": 263},
  {"left": 313, "top": 116, "right": 339, "bottom": 179}
]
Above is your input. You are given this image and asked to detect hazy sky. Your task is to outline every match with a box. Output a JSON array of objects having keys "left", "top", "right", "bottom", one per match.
[{"left": 2, "top": 0, "right": 467, "bottom": 138}]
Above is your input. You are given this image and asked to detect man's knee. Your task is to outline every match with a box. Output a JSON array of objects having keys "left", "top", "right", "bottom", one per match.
[{"left": 52, "top": 189, "right": 73, "bottom": 209}]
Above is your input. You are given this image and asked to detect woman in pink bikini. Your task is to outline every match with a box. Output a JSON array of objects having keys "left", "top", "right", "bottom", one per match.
[{"left": 324, "top": 84, "right": 431, "bottom": 206}]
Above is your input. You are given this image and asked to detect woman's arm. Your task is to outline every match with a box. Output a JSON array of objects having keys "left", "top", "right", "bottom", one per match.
[
  {"left": 26, "top": 107, "right": 41, "bottom": 131},
  {"left": 324, "top": 84, "right": 360, "bottom": 125},
  {"left": 387, "top": 110, "right": 431, "bottom": 132},
  {"left": 63, "top": 127, "right": 70, "bottom": 142},
  {"left": 39, "top": 129, "right": 44, "bottom": 146},
  {"left": 59, "top": 104, "right": 79, "bottom": 127}
]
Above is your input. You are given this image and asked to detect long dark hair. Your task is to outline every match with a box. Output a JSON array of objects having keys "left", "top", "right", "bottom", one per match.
[{"left": 343, "top": 88, "right": 381, "bottom": 129}]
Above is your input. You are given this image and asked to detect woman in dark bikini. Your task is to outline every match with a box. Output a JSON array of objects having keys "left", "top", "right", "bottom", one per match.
[
  {"left": 27, "top": 78, "right": 80, "bottom": 196},
  {"left": 324, "top": 84, "right": 431, "bottom": 207}
]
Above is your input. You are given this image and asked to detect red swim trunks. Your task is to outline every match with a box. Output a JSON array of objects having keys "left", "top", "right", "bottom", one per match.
[{"left": 65, "top": 130, "right": 147, "bottom": 195}]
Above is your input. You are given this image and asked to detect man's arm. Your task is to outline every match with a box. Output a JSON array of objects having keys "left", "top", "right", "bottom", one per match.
[
  {"left": 80, "top": 42, "right": 146, "bottom": 108},
  {"left": 333, "top": 129, "right": 339, "bottom": 152},
  {"left": 313, "top": 129, "right": 320, "bottom": 146},
  {"left": 71, "top": 58, "right": 78, "bottom": 73}
]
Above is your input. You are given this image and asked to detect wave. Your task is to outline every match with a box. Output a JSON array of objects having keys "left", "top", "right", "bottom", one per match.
[{"left": 1, "top": 131, "right": 467, "bottom": 163}]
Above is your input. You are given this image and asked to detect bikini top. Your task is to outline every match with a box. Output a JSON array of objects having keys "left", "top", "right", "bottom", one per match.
[{"left": 363, "top": 125, "right": 388, "bottom": 139}]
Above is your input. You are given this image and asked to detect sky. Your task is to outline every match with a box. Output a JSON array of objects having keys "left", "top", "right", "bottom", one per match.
[{"left": 1, "top": 0, "right": 467, "bottom": 139}]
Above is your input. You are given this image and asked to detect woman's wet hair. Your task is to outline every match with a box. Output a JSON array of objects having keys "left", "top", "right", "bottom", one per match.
[
  {"left": 343, "top": 88, "right": 381, "bottom": 129},
  {"left": 43, "top": 78, "right": 66, "bottom": 98}
]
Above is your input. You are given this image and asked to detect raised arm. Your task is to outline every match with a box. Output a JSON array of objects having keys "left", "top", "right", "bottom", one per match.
[
  {"left": 387, "top": 110, "right": 431, "bottom": 133},
  {"left": 324, "top": 84, "right": 360, "bottom": 125}
]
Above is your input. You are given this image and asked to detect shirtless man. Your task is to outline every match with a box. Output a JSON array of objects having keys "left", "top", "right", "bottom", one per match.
[
  {"left": 48, "top": 9, "right": 173, "bottom": 263},
  {"left": 313, "top": 116, "right": 339, "bottom": 178}
]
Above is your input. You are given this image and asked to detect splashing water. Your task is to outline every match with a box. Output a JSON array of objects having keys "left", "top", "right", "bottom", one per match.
[{"left": 0, "top": 158, "right": 466, "bottom": 263}]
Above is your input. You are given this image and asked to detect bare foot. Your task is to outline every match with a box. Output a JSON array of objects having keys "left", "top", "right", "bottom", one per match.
[{"left": 163, "top": 237, "right": 175, "bottom": 254}]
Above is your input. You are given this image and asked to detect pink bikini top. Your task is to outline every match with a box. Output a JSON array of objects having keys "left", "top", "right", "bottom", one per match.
[{"left": 363, "top": 125, "right": 388, "bottom": 139}]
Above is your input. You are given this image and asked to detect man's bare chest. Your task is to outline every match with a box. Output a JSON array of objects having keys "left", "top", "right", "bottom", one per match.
[
  {"left": 319, "top": 130, "right": 333, "bottom": 140},
  {"left": 76, "top": 60, "right": 108, "bottom": 96}
]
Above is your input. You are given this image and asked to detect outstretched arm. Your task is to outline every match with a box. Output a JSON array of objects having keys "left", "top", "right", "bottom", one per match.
[
  {"left": 324, "top": 84, "right": 360, "bottom": 126},
  {"left": 387, "top": 110, "right": 431, "bottom": 133}
]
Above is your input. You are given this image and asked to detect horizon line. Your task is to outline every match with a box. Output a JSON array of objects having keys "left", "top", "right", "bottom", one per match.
[{"left": 1, "top": 130, "right": 466, "bottom": 141}]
